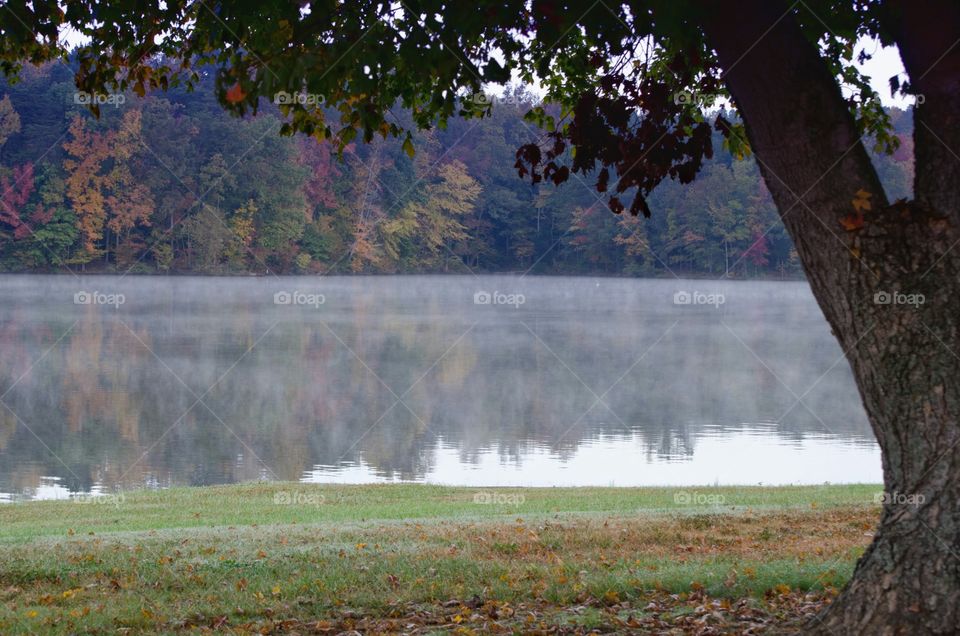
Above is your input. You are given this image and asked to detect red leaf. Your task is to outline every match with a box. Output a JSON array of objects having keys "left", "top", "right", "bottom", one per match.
[
  {"left": 225, "top": 83, "right": 246, "bottom": 104},
  {"left": 840, "top": 212, "right": 864, "bottom": 231}
]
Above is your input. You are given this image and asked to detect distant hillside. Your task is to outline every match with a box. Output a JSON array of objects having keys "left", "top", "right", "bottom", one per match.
[{"left": 0, "top": 61, "right": 913, "bottom": 277}]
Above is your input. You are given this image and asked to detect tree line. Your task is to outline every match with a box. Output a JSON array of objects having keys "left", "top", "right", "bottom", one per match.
[{"left": 0, "top": 62, "right": 913, "bottom": 277}]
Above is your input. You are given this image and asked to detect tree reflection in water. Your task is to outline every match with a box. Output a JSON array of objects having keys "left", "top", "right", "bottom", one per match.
[{"left": 0, "top": 275, "right": 877, "bottom": 499}]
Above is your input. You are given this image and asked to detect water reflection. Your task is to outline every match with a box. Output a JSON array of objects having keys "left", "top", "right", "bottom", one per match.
[{"left": 0, "top": 275, "right": 880, "bottom": 500}]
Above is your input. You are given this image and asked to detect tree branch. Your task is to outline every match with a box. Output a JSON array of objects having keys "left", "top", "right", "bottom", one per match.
[{"left": 885, "top": 0, "right": 960, "bottom": 213}]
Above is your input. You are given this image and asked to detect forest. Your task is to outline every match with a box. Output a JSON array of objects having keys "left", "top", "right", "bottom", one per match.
[{"left": 0, "top": 60, "right": 914, "bottom": 277}]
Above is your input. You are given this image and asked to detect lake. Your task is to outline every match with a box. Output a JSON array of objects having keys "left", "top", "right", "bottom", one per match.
[{"left": 0, "top": 275, "right": 881, "bottom": 500}]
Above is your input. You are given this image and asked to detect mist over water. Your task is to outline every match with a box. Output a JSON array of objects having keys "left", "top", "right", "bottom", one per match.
[{"left": 0, "top": 275, "right": 880, "bottom": 500}]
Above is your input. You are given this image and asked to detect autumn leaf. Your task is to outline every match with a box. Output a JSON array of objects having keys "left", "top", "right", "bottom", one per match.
[
  {"left": 851, "top": 188, "right": 872, "bottom": 213},
  {"left": 841, "top": 188, "right": 874, "bottom": 231},
  {"left": 840, "top": 212, "right": 864, "bottom": 231},
  {"left": 225, "top": 83, "right": 246, "bottom": 104},
  {"left": 402, "top": 137, "right": 415, "bottom": 158},
  {"left": 840, "top": 189, "right": 873, "bottom": 230}
]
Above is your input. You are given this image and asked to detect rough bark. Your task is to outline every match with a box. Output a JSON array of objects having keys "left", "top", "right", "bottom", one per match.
[{"left": 701, "top": 1, "right": 960, "bottom": 633}]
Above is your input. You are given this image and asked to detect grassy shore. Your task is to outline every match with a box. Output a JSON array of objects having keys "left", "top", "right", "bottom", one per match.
[{"left": 0, "top": 483, "right": 880, "bottom": 634}]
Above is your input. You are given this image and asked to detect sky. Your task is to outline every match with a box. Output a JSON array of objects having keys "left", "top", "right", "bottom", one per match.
[{"left": 856, "top": 38, "right": 912, "bottom": 107}]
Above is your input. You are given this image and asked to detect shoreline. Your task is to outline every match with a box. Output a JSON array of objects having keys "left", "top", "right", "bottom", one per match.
[{"left": 0, "top": 269, "right": 810, "bottom": 281}]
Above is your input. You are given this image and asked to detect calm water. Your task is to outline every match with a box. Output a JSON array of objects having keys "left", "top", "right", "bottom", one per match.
[{"left": 0, "top": 275, "right": 880, "bottom": 500}]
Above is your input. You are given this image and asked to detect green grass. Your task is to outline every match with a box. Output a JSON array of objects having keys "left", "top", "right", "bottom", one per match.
[
  {"left": 0, "top": 482, "right": 881, "bottom": 634},
  {"left": 0, "top": 482, "right": 880, "bottom": 541}
]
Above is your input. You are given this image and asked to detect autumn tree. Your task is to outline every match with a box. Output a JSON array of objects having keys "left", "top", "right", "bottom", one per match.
[
  {"left": 0, "top": 94, "right": 23, "bottom": 244},
  {"left": 105, "top": 110, "right": 154, "bottom": 265},
  {"left": 344, "top": 143, "right": 389, "bottom": 272},
  {"left": 298, "top": 136, "right": 341, "bottom": 218},
  {"left": 225, "top": 199, "right": 256, "bottom": 271},
  {"left": 0, "top": 163, "right": 33, "bottom": 241},
  {"left": 30, "top": 172, "right": 76, "bottom": 265},
  {"left": 62, "top": 111, "right": 154, "bottom": 265},
  {"left": 0, "top": 94, "right": 20, "bottom": 161},
  {"left": 383, "top": 160, "right": 480, "bottom": 270},
  {"left": 0, "top": 163, "right": 75, "bottom": 268},
  {"left": 62, "top": 115, "right": 110, "bottom": 263}
]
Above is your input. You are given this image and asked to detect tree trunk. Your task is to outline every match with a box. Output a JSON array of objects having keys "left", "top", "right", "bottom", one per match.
[{"left": 701, "top": 1, "right": 960, "bottom": 633}]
